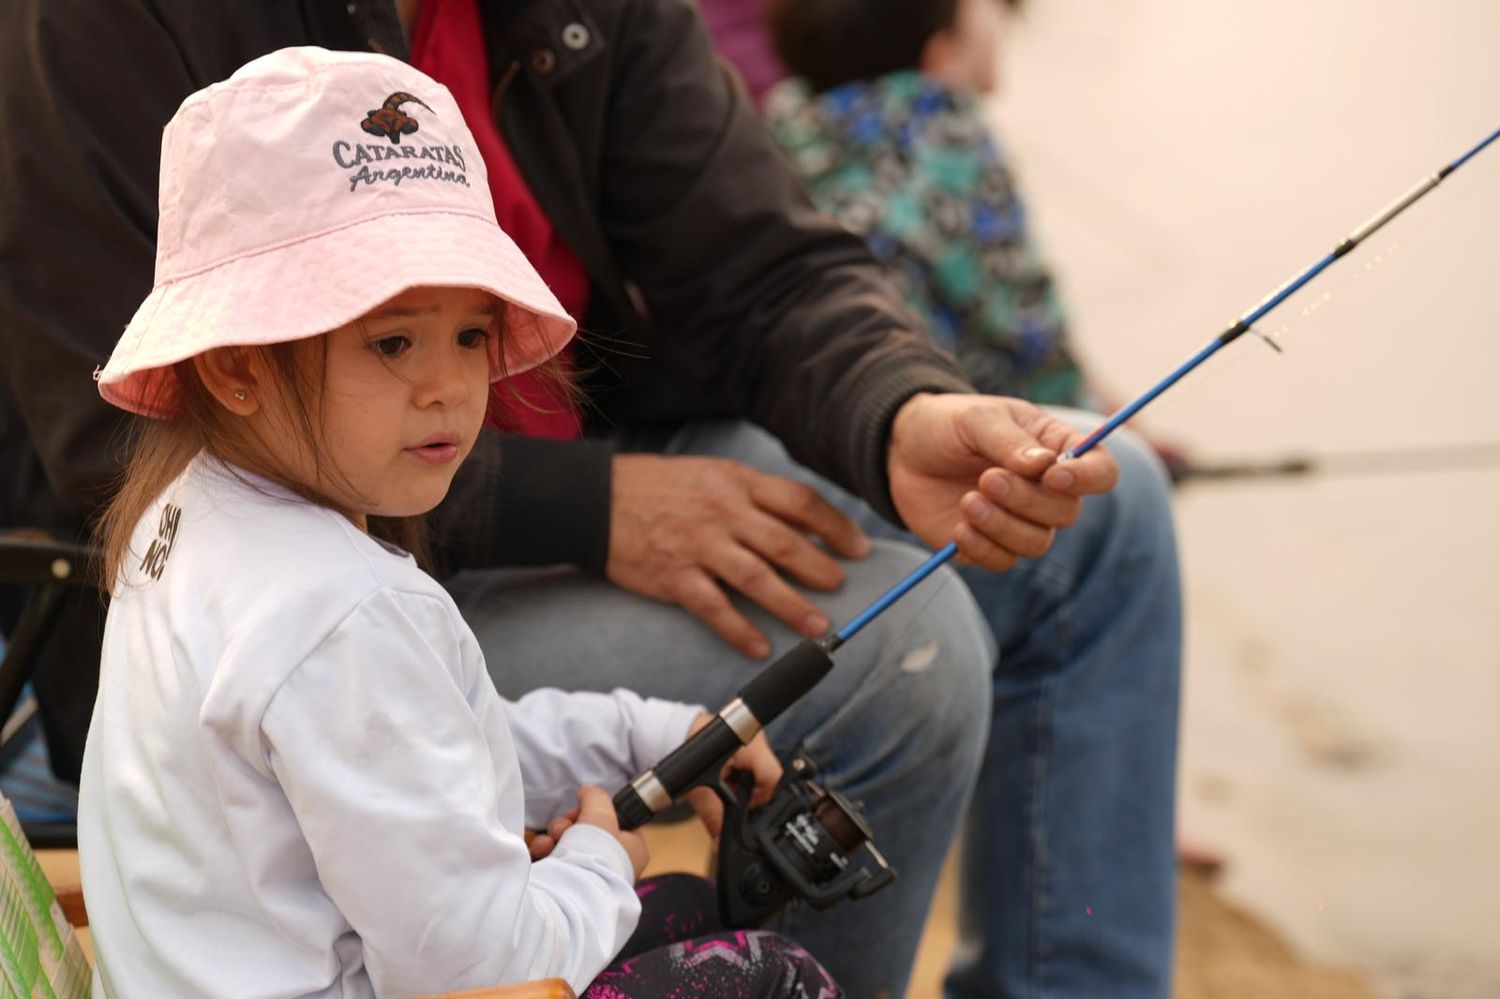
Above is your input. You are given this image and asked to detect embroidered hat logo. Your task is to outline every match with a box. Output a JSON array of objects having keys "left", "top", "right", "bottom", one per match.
[
  {"left": 334, "top": 92, "right": 470, "bottom": 193},
  {"left": 361, "top": 91, "right": 434, "bottom": 143}
]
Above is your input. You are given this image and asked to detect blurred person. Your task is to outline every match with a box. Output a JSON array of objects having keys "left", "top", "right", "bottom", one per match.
[{"left": 764, "top": 0, "right": 1086, "bottom": 409}]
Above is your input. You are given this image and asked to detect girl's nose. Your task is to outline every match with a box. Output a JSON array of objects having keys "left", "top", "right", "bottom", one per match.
[{"left": 413, "top": 346, "right": 474, "bottom": 409}]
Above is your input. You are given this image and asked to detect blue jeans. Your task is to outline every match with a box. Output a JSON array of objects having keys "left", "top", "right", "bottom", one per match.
[{"left": 450, "top": 415, "right": 1181, "bottom": 998}]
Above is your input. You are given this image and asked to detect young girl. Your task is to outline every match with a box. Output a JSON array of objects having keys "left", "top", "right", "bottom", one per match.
[{"left": 80, "top": 47, "right": 837, "bottom": 998}]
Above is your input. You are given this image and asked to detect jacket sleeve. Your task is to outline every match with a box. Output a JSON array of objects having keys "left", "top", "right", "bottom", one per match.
[
  {"left": 259, "top": 588, "right": 640, "bottom": 995},
  {"left": 587, "top": 0, "right": 974, "bottom": 522},
  {"left": 0, "top": 0, "right": 195, "bottom": 521},
  {"left": 427, "top": 430, "right": 616, "bottom": 577}
]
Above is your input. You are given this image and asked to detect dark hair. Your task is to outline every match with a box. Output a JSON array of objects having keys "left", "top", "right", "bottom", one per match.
[{"left": 767, "top": 0, "right": 1017, "bottom": 94}]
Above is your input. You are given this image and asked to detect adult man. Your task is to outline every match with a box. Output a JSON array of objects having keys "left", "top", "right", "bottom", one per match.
[{"left": 0, "top": 0, "right": 1180, "bottom": 994}]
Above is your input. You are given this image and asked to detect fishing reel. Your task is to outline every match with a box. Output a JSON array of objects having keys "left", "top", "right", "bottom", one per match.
[
  {"left": 613, "top": 638, "right": 894, "bottom": 925},
  {"left": 713, "top": 755, "right": 896, "bottom": 928}
]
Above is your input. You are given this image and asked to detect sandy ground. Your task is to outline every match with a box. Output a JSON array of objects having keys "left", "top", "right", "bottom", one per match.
[{"left": 983, "top": 2, "right": 1500, "bottom": 996}]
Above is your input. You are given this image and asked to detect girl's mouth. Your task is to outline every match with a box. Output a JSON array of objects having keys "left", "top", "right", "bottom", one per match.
[{"left": 406, "top": 434, "right": 460, "bottom": 465}]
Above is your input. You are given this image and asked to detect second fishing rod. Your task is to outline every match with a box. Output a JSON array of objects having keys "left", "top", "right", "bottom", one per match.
[{"left": 613, "top": 124, "right": 1500, "bottom": 837}]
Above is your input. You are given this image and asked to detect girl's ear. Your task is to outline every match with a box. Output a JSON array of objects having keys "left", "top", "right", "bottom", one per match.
[{"left": 193, "top": 346, "right": 261, "bottom": 416}]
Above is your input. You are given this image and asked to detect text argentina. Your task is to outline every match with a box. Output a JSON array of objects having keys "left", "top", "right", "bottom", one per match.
[{"left": 332, "top": 141, "right": 469, "bottom": 192}]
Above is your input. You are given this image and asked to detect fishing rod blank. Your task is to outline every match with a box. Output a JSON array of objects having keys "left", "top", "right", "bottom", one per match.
[
  {"left": 1172, "top": 442, "right": 1500, "bottom": 484},
  {"left": 833, "top": 124, "right": 1500, "bottom": 648}
]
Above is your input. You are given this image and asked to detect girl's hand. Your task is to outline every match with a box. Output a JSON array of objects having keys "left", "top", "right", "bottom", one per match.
[
  {"left": 527, "top": 806, "right": 581, "bottom": 861},
  {"left": 683, "top": 713, "right": 784, "bottom": 840},
  {"left": 576, "top": 784, "right": 649, "bottom": 880}
]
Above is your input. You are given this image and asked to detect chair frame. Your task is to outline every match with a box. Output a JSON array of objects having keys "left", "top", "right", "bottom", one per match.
[{"left": 0, "top": 532, "right": 98, "bottom": 734}]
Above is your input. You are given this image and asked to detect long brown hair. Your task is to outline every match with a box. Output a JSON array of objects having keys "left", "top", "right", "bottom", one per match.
[{"left": 95, "top": 338, "right": 427, "bottom": 588}]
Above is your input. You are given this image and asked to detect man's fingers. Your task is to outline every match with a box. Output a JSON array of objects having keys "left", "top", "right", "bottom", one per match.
[
  {"left": 704, "top": 545, "right": 831, "bottom": 641},
  {"left": 750, "top": 474, "right": 870, "bottom": 560},
  {"left": 977, "top": 470, "right": 1084, "bottom": 529},
  {"left": 960, "top": 491, "right": 1056, "bottom": 560},
  {"left": 735, "top": 510, "right": 845, "bottom": 592},
  {"left": 672, "top": 569, "right": 772, "bottom": 659},
  {"left": 528, "top": 834, "right": 555, "bottom": 860},
  {"left": 1024, "top": 419, "right": 1120, "bottom": 496},
  {"left": 1041, "top": 451, "right": 1118, "bottom": 495},
  {"left": 953, "top": 522, "right": 1021, "bottom": 572},
  {"left": 962, "top": 404, "right": 1059, "bottom": 478}
]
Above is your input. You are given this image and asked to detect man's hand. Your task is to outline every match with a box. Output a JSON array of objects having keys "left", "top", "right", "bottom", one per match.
[
  {"left": 681, "top": 713, "right": 784, "bottom": 840},
  {"left": 888, "top": 394, "right": 1119, "bottom": 570},
  {"left": 608, "top": 454, "right": 871, "bottom": 659}
]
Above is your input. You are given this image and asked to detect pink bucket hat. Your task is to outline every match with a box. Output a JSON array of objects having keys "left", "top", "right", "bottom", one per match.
[{"left": 96, "top": 46, "right": 576, "bottom": 418}]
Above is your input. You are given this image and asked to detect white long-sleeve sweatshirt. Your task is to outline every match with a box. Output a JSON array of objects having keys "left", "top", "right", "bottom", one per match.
[{"left": 78, "top": 455, "right": 702, "bottom": 997}]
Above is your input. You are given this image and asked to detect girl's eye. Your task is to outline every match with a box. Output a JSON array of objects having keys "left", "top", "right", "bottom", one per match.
[
  {"left": 372, "top": 335, "right": 410, "bottom": 358},
  {"left": 457, "top": 326, "right": 491, "bottom": 349}
]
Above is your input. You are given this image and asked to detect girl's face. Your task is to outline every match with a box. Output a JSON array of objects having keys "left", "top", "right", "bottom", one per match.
[{"left": 252, "top": 286, "right": 498, "bottom": 529}]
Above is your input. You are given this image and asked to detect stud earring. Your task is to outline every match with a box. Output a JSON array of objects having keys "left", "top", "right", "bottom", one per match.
[{"left": 233, "top": 389, "right": 248, "bottom": 402}]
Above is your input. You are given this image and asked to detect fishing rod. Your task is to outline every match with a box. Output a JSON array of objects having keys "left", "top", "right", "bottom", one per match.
[
  {"left": 612, "top": 126, "right": 1498, "bottom": 924},
  {"left": 829, "top": 123, "right": 1499, "bottom": 648}
]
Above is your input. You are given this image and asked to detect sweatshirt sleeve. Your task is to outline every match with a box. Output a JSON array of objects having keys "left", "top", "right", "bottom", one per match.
[
  {"left": 259, "top": 588, "right": 639, "bottom": 995},
  {"left": 504, "top": 689, "right": 704, "bottom": 827}
]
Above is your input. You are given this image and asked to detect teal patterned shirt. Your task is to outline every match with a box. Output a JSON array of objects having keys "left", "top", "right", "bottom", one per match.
[{"left": 767, "top": 71, "right": 1084, "bottom": 406}]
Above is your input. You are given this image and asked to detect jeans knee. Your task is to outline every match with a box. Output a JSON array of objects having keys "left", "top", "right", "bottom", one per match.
[
  {"left": 800, "top": 544, "right": 992, "bottom": 787},
  {"left": 897, "top": 562, "right": 994, "bottom": 733},
  {"left": 1105, "top": 427, "right": 1175, "bottom": 532},
  {"left": 1062, "top": 424, "right": 1181, "bottom": 593}
]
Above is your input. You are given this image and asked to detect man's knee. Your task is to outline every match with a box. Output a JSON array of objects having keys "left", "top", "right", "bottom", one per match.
[
  {"left": 1104, "top": 426, "right": 1174, "bottom": 518},
  {"left": 781, "top": 541, "right": 993, "bottom": 785},
  {"left": 1092, "top": 428, "right": 1182, "bottom": 594}
]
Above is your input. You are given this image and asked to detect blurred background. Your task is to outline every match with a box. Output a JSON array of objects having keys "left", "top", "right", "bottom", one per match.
[{"left": 985, "top": 1, "right": 1499, "bottom": 996}]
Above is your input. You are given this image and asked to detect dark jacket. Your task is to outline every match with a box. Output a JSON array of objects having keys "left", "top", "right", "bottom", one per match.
[{"left": 0, "top": 0, "right": 971, "bottom": 778}]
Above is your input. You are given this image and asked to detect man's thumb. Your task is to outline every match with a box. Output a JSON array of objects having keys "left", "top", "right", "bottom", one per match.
[{"left": 970, "top": 408, "right": 1056, "bottom": 477}]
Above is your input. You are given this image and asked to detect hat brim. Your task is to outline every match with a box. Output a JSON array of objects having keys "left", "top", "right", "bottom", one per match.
[{"left": 98, "top": 209, "right": 576, "bottom": 418}]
